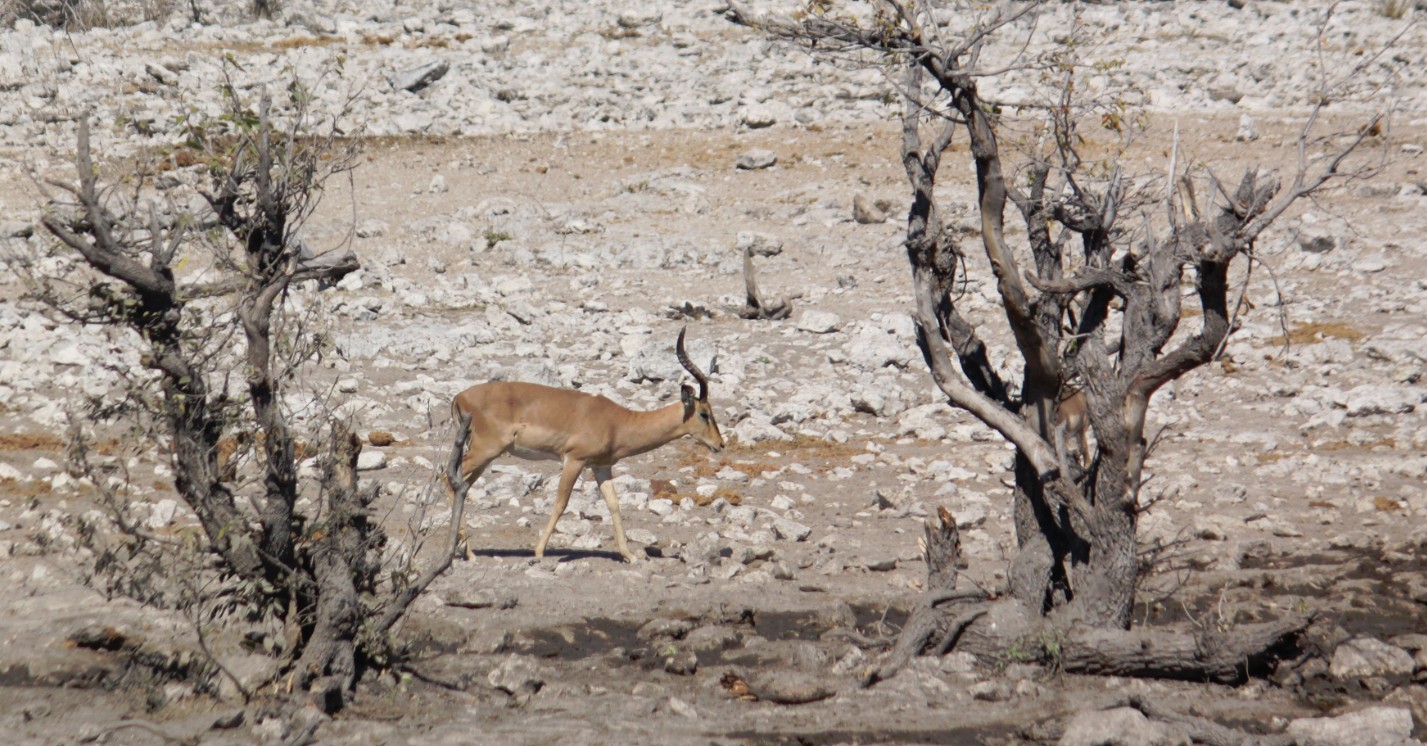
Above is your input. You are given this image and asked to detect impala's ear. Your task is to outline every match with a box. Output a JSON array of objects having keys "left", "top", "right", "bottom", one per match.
[{"left": 680, "top": 384, "right": 695, "bottom": 413}]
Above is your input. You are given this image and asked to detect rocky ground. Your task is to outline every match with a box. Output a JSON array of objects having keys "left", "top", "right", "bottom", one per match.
[{"left": 1, "top": 0, "right": 1426, "bottom": 744}]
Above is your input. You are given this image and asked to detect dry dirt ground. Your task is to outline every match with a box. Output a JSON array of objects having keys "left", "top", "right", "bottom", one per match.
[{"left": 1, "top": 112, "right": 1425, "bottom": 744}]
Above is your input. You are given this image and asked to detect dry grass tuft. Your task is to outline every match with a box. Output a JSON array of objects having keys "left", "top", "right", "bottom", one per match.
[
  {"left": 679, "top": 434, "right": 860, "bottom": 480},
  {"left": 1372, "top": 496, "right": 1404, "bottom": 513},
  {"left": 1267, "top": 321, "right": 1367, "bottom": 347},
  {"left": 271, "top": 35, "right": 341, "bottom": 50},
  {"left": 0, "top": 433, "right": 66, "bottom": 451}
]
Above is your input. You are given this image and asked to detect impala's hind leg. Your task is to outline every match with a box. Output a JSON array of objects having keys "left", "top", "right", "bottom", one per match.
[
  {"left": 451, "top": 420, "right": 509, "bottom": 561},
  {"left": 535, "top": 457, "right": 586, "bottom": 559}
]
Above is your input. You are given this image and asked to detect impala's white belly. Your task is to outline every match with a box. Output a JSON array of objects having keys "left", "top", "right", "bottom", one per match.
[{"left": 508, "top": 444, "right": 561, "bottom": 462}]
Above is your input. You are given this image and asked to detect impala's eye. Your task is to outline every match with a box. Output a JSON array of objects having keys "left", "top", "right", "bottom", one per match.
[{"left": 700, "top": 412, "right": 710, "bottom": 422}]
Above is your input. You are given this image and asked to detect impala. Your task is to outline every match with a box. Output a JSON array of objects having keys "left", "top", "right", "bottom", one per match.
[{"left": 450, "top": 328, "right": 724, "bottom": 562}]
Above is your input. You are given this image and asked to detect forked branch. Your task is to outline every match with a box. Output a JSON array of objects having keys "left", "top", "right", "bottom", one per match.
[{"left": 374, "top": 410, "right": 472, "bottom": 634}]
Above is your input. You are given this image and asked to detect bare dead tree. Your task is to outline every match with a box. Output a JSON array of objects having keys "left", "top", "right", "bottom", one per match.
[
  {"left": 729, "top": 0, "right": 1390, "bottom": 688},
  {"left": 28, "top": 83, "right": 467, "bottom": 715}
]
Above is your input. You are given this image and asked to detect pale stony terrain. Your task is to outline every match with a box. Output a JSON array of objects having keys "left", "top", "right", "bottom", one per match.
[{"left": 1, "top": 1, "right": 1426, "bottom": 744}]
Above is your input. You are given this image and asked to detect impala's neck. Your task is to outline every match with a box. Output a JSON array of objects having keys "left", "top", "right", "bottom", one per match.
[{"left": 615, "top": 402, "right": 688, "bottom": 460}]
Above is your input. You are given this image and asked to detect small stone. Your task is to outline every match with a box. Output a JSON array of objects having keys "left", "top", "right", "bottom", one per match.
[
  {"left": 487, "top": 655, "right": 546, "bottom": 704},
  {"left": 741, "top": 105, "right": 779, "bottom": 129},
  {"left": 663, "top": 650, "right": 698, "bottom": 675},
  {"left": 1330, "top": 637, "right": 1416, "bottom": 680},
  {"left": 391, "top": 60, "right": 450, "bottom": 93},
  {"left": 736, "top": 149, "right": 777, "bottom": 170},
  {"left": 145, "top": 499, "right": 178, "bottom": 529},
  {"left": 865, "top": 557, "right": 897, "bottom": 572},
  {"left": 144, "top": 61, "right": 176, "bottom": 85},
  {"left": 796, "top": 310, "right": 842, "bottom": 334},
  {"left": 1059, "top": 706, "right": 1190, "bottom": 746},
  {"left": 736, "top": 231, "right": 783, "bottom": 257},
  {"left": 1286, "top": 706, "right": 1412, "bottom": 746},
  {"left": 772, "top": 517, "right": 812, "bottom": 542},
  {"left": 0, "top": 221, "right": 33, "bottom": 238},
  {"left": 666, "top": 697, "right": 699, "bottom": 719},
  {"left": 1208, "top": 87, "right": 1243, "bottom": 104},
  {"left": 852, "top": 194, "right": 887, "bottom": 224},
  {"left": 212, "top": 710, "right": 245, "bottom": 729},
  {"left": 969, "top": 680, "right": 1012, "bottom": 702},
  {"left": 638, "top": 618, "right": 693, "bottom": 641},
  {"left": 747, "top": 670, "right": 837, "bottom": 704},
  {"left": 1236, "top": 114, "right": 1259, "bottom": 142},
  {"left": 1294, "top": 223, "right": 1339, "bottom": 253},
  {"left": 617, "top": 10, "right": 661, "bottom": 28},
  {"left": 355, "top": 220, "right": 386, "bottom": 238},
  {"left": 356, "top": 451, "right": 388, "bottom": 471},
  {"left": 1344, "top": 385, "right": 1419, "bottom": 417},
  {"left": 632, "top": 681, "right": 667, "bottom": 698}
]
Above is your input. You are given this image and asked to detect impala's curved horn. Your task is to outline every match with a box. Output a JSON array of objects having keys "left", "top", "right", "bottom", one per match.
[{"left": 675, "top": 327, "right": 709, "bottom": 401}]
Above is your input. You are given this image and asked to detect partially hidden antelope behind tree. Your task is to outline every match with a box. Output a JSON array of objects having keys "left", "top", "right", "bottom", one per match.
[{"left": 450, "top": 328, "right": 724, "bottom": 562}]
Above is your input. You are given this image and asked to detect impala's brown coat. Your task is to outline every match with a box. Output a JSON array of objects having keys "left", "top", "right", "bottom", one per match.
[{"left": 450, "top": 331, "right": 723, "bottom": 561}]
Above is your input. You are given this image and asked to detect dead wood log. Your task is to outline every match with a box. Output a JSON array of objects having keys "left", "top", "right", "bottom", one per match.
[
  {"left": 864, "top": 506, "right": 1311, "bottom": 687},
  {"left": 738, "top": 247, "right": 791, "bottom": 320},
  {"left": 1061, "top": 614, "right": 1312, "bottom": 684},
  {"left": 1117, "top": 695, "right": 1294, "bottom": 746},
  {"left": 863, "top": 507, "right": 986, "bottom": 687},
  {"left": 953, "top": 611, "right": 1313, "bottom": 685}
]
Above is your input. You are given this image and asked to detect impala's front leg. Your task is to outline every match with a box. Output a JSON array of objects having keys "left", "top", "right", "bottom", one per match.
[
  {"left": 535, "top": 457, "right": 585, "bottom": 558},
  {"left": 594, "top": 466, "right": 636, "bottom": 562}
]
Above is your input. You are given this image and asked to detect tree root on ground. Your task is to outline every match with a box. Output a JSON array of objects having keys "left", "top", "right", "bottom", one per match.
[{"left": 866, "top": 507, "right": 1314, "bottom": 687}]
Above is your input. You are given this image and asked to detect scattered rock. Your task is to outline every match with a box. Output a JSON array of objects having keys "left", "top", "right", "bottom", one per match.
[
  {"left": 487, "top": 655, "right": 547, "bottom": 705},
  {"left": 1330, "top": 637, "right": 1416, "bottom": 680},
  {"left": 390, "top": 60, "right": 450, "bottom": 93},
  {"left": 741, "top": 105, "right": 780, "bottom": 129},
  {"left": 1293, "top": 221, "right": 1343, "bottom": 253},
  {"left": 772, "top": 517, "right": 812, "bottom": 542},
  {"left": 746, "top": 669, "right": 838, "bottom": 704},
  {"left": 864, "top": 556, "right": 897, "bottom": 571},
  {"left": 212, "top": 710, "right": 245, "bottom": 729},
  {"left": 736, "top": 231, "right": 784, "bottom": 257},
  {"left": 1236, "top": 113, "right": 1259, "bottom": 142},
  {"left": 638, "top": 618, "right": 693, "bottom": 641},
  {"left": 1285, "top": 706, "right": 1413, "bottom": 746},
  {"left": 617, "top": 10, "right": 661, "bottom": 28},
  {"left": 662, "top": 649, "right": 698, "bottom": 675},
  {"left": 1058, "top": 706, "right": 1191, "bottom": 746},
  {"left": 736, "top": 149, "right": 778, "bottom": 170},
  {"left": 0, "top": 221, "right": 33, "bottom": 238},
  {"left": 852, "top": 194, "right": 887, "bottom": 224},
  {"left": 666, "top": 696, "right": 699, "bottom": 719},
  {"left": 1343, "top": 385, "right": 1419, "bottom": 417},
  {"left": 685, "top": 626, "right": 742, "bottom": 653},
  {"left": 144, "top": 499, "right": 179, "bottom": 529},
  {"left": 796, "top": 310, "right": 843, "bottom": 334},
  {"left": 356, "top": 451, "right": 388, "bottom": 471}
]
